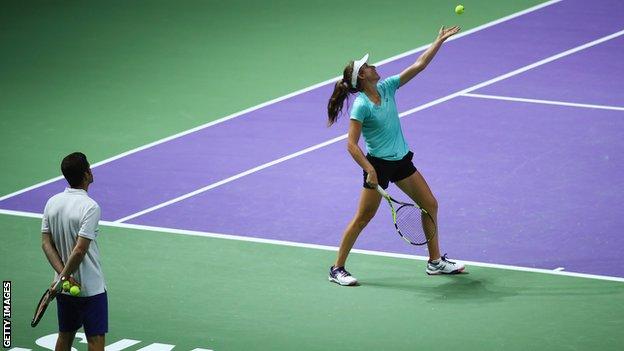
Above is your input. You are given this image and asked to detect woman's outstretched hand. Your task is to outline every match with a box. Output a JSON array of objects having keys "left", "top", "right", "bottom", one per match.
[{"left": 437, "top": 26, "right": 461, "bottom": 42}]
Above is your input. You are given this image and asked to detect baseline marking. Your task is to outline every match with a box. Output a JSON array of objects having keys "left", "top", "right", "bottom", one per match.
[{"left": 1, "top": 208, "right": 622, "bottom": 283}]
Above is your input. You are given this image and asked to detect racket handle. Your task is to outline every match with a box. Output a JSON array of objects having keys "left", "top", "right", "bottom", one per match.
[
  {"left": 376, "top": 185, "right": 390, "bottom": 199},
  {"left": 51, "top": 276, "right": 63, "bottom": 292}
]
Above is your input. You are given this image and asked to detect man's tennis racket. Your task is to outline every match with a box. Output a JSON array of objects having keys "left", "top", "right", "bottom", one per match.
[
  {"left": 376, "top": 185, "right": 436, "bottom": 245},
  {"left": 31, "top": 277, "right": 62, "bottom": 328}
]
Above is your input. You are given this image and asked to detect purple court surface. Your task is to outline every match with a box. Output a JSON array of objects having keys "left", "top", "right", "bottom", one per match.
[{"left": 2, "top": 0, "right": 623, "bottom": 278}]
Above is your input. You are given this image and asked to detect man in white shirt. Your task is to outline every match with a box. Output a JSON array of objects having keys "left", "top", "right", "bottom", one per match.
[{"left": 41, "top": 152, "right": 107, "bottom": 351}]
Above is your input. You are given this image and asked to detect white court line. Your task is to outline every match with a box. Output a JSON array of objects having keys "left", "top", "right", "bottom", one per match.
[
  {"left": 114, "top": 135, "right": 347, "bottom": 222},
  {"left": 2, "top": 208, "right": 623, "bottom": 283},
  {"left": 463, "top": 93, "right": 624, "bottom": 111},
  {"left": 115, "top": 28, "right": 624, "bottom": 223},
  {"left": 0, "top": 0, "right": 562, "bottom": 203}
]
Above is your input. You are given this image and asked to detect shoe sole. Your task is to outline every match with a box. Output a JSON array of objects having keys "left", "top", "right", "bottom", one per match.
[
  {"left": 426, "top": 266, "right": 466, "bottom": 275},
  {"left": 328, "top": 276, "right": 358, "bottom": 286}
]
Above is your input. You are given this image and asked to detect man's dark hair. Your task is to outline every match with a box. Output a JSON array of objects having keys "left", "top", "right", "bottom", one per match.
[{"left": 61, "top": 152, "right": 90, "bottom": 187}]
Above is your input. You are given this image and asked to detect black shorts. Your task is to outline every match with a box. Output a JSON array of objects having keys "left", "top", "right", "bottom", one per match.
[
  {"left": 363, "top": 151, "right": 417, "bottom": 190},
  {"left": 57, "top": 291, "right": 108, "bottom": 336}
]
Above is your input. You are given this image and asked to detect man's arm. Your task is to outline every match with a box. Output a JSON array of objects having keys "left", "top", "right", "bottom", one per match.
[
  {"left": 58, "top": 236, "right": 92, "bottom": 279},
  {"left": 41, "top": 233, "right": 64, "bottom": 274},
  {"left": 42, "top": 233, "right": 91, "bottom": 280},
  {"left": 57, "top": 202, "right": 99, "bottom": 279},
  {"left": 43, "top": 234, "right": 91, "bottom": 293}
]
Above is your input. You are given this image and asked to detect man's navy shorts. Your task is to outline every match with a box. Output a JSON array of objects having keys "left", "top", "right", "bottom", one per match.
[{"left": 57, "top": 291, "right": 108, "bottom": 336}]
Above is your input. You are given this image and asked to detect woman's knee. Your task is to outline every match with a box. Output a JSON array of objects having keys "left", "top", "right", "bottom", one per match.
[
  {"left": 354, "top": 209, "right": 376, "bottom": 228},
  {"left": 423, "top": 196, "right": 438, "bottom": 214}
]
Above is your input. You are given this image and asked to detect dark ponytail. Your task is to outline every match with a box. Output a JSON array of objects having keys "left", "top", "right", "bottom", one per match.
[{"left": 327, "top": 62, "right": 359, "bottom": 126}]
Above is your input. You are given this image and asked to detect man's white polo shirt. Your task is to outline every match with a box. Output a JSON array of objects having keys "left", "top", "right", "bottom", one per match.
[{"left": 41, "top": 187, "right": 106, "bottom": 297}]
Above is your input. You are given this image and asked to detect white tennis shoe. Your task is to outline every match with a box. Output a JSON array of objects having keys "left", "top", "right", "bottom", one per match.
[
  {"left": 426, "top": 254, "right": 465, "bottom": 275},
  {"left": 329, "top": 266, "right": 358, "bottom": 286}
]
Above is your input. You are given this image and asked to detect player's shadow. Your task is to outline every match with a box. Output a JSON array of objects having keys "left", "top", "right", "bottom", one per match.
[
  {"left": 364, "top": 273, "right": 624, "bottom": 304},
  {"left": 363, "top": 274, "right": 519, "bottom": 303}
]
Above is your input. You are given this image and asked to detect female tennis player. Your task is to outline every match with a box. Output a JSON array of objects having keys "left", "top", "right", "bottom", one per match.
[{"left": 327, "top": 26, "right": 465, "bottom": 286}]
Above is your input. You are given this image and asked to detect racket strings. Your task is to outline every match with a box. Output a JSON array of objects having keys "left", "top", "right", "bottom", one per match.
[{"left": 395, "top": 205, "right": 436, "bottom": 245}]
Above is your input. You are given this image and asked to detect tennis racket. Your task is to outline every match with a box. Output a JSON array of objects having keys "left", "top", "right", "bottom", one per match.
[
  {"left": 376, "top": 185, "right": 436, "bottom": 245},
  {"left": 31, "top": 277, "right": 62, "bottom": 328}
]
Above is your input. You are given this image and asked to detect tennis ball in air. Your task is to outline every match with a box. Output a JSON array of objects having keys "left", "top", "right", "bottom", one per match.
[
  {"left": 62, "top": 280, "right": 71, "bottom": 291},
  {"left": 455, "top": 5, "right": 465, "bottom": 14},
  {"left": 70, "top": 285, "right": 81, "bottom": 296}
]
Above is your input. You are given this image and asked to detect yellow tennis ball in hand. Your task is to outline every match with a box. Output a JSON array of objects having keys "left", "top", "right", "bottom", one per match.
[
  {"left": 62, "top": 280, "right": 71, "bottom": 292},
  {"left": 69, "top": 285, "right": 81, "bottom": 296},
  {"left": 455, "top": 4, "right": 465, "bottom": 15}
]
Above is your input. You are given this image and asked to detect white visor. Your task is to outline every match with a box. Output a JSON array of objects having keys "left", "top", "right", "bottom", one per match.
[{"left": 351, "top": 53, "right": 369, "bottom": 88}]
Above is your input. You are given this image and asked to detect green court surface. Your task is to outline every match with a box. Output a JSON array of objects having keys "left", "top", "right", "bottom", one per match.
[{"left": 3, "top": 214, "right": 623, "bottom": 351}]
